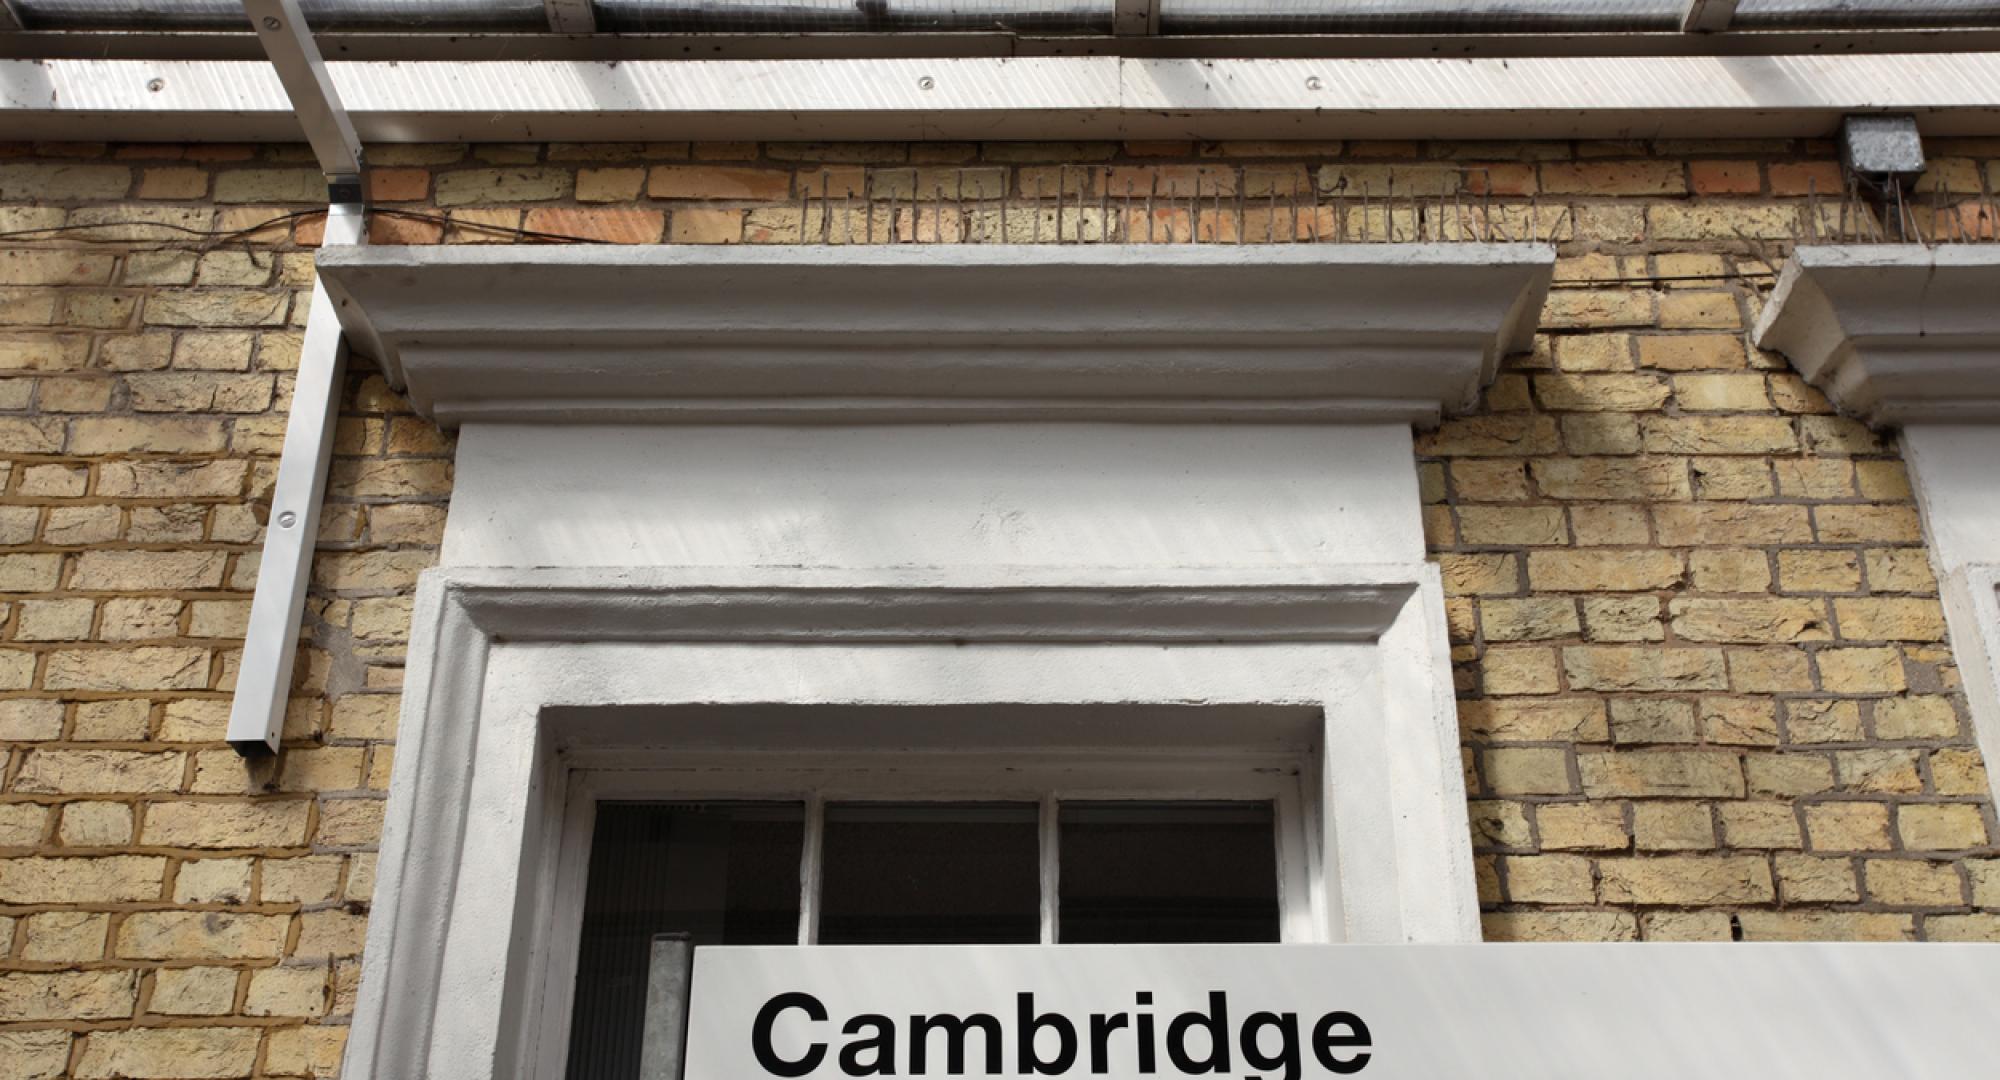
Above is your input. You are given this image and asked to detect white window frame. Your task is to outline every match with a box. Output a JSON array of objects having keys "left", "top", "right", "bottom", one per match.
[{"left": 533, "top": 750, "right": 1321, "bottom": 1077}]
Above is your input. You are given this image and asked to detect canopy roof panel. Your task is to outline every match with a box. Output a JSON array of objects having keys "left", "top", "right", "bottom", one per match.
[{"left": 10, "top": 0, "right": 2000, "bottom": 35}]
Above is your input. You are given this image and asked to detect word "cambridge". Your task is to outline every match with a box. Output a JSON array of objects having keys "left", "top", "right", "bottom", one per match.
[{"left": 749, "top": 991, "right": 1374, "bottom": 1079}]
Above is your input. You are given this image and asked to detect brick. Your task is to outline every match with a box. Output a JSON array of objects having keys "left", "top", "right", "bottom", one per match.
[
  {"left": 1832, "top": 597, "right": 1947, "bottom": 642},
  {"left": 1580, "top": 596, "right": 1664, "bottom": 641},
  {"left": 1481, "top": 647, "right": 1560, "bottom": 694},
  {"left": 1415, "top": 415, "right": 1560, "bottom": 457},
  {"left": 1643, "top": 912, "right": 1733, "bottom": 941},
  {"left": 1899, "top": 804, "right": 1989, "bottom": 851},
  {"left": 1437, "top": 553, "right": 1518, "bottom": 596},
  {"left": 1775, "top": 853, "right": 1859, "bottom": 903},
  {"left": 1609, "top": 699, "right": 1696, "bottom": 744},
  {"left": 0, "top": 970, "right": 136, "bottom": 1021},
  {"left": 1634, "top": 802, "right": 1715, "bottom": 850},
  {"left": 69, "top": 416, "right": 228, "bottom": 453},
  {"left": 1458, "top": 698, "right": 1607, "bottom": 742},
  {"left": 1599, "top": 856, "right": 1772, "bottom": 904},
  {"left": 1688, "top": 548, "right": 1770, "bottom": 593},
  {"left": 1816, "top": 647, "right": 1906, "bottom": 694},
  {"left": 1456, "top": 506, "right": 1567, "bottom": 546},
  {"left": 1736, "top": 912, "right": 1912, "bottom": 941},
  {"left": 1482, "top": 911, "right": 1637, "bottom": 942},
  {"left": 1688, "top": 160, "right": 1761, "bottom": 195},
  {"left": 294, "top": 907, "right": 370, "bottom": 959},
  {"left": 1639, "top": 334, "right": 1746, "bottom": 370},
  {"left": 1527, "top": 550, "right": 1682, "bottom": 592},
  {"left": 14, "top": 749, "right": 184, "bottom": 793},
  {"left": 1835, "top": 749, "right": 1922, "bottom": 794},
  {"left": 71, "top": 549, "right": 228, "bottom": 591},
  {"left": 1785, "top": 699, "right": 1863, "bottom": 744},
  {"left": 434, "top": 167, "right": 573, "bottom": 205},
  {"left": 1580, "top": 751, "right": 1743, "bottom": 798},
  {"left": 1772, "top": 459, "right": 1854, "bottom": 499},
  {"left": 1649, "top": 204, "right": 1799, "bottom": 241},
  {"left": 1654, "top": 504, "right": 1812, "bottom": 546},
  {"left": 1532, "top": 373, "right": 1669, "bottom": 411},
  {"left": 1667, "top": 598, "right": 1830, "bottom": 644},
  {"left": 1928, "top": 915, "right": 2000, "bottom": 942},
  {"left": 1483, "top": 747, "right": 1573, "bottom": 795},
  {"left": 1728, "top": 647, "right": 1814, "bottom": 693},
  {"left": 1719, "top": 802, "right": 1801, "bottom": 849},
  {"left": 0, "top": 551, "right": 62, "bottom": 590},
  {"left": 1538, "top": 802, "right": 1629, "bottom": 850},
  {"left": 0, "top": 162, "right": 131, "bottom": 199},
  {"left": 263, "top": 855, "right": 345, "bottom": 904},
  {"left": 1541, "top": 160, "right": 1685, "bottom": 195},
  {"left": 151, "top": 966, "right": 238, "bottom": 1016},
  {"left": 19, "top": 910, "right": 108, "bottom": 962},
  {"left": 0, "top": 855, "right": 165, "bottom": 902},
  {"left": 1529, "top": 457, "right": 1689, "bottom": 500},
  {"left": 265, "top": 1026, "right": 348, "bottom": 1078},
  {"left": 75, "top": 1027, "right": 261, "bottom": 1079},
  {"left": 59, "top": 801, "right": 133, "bottom": 845},
  {"left": 648, "top": 165, "right": 791, "bottom": 200},
  {"left": 116, "top": 910, "right": 288, "bottom": 960},
  {"left": 1805, "top": 802, "right": 1892, "bottom": 851},
  {"left": 1864, "top": 549, "right": 1936, "bottom": 593},
  {"left": 143, "top": 289, "right": 290, "bottom": 327},
  {"left": 1564, "top": 646, "right": 1728, "bottom": 692},
  {"left": 45, "top": 647, "right": 210, "bottom": 691},
  {"left": 1640, "top": 415, "right": 1796, "bottom": 455},
  {"left": 1504, "top": 853, "right": 1595, "bottom": 902},
  {"left": 1701, "top": 696, "right": 1779, "bottom": 745},
  {"left": 526, "top": 207, "right": 667, "bottom": 244},
  {"left": 1866, "top": 859, "right": 1964, "bottom": 906},
  {"left": 1779, "top": 550, "right": 1860, "bottom": 593},
  {"left": 143, "top": 800, "right": 311, "bottom": 848},
  {"left": 1872, "top": 696, "right": 1958, "bottom": 740},
  {"left": 1480, "top": 597, "right": 1580, "bottom": 641}
]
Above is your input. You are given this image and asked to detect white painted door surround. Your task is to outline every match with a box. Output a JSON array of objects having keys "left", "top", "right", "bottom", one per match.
[
  {"left": 1754, "top": 245, "right": 2000, "bottom": 811},
  {"left": 315, "top": 244, "right": 1556, "bottom": 1080}
]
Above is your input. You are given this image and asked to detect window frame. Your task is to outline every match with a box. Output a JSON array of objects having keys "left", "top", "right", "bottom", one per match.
[{"left": 533, "top": 748, "right": 1321, "bottom": 1078}]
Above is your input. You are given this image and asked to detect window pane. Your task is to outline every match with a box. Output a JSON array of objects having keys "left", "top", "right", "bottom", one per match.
[
  {"left": 1058, "top": 801, "right": 1279, "bottom": 943},
  {"left": 818, "top": 802, "right": 1040, "bottom": 944},
  {"left": 566, "top": 802, "right": 804, "bottom": 1080}
]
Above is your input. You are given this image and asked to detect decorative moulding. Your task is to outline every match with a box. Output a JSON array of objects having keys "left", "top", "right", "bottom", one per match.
[
  {"left": 315, "top": 243, "right": 1553, "bottom": 427},
  {"left": 1752, "top": 245, "right": 2000, "bottom": 426}
]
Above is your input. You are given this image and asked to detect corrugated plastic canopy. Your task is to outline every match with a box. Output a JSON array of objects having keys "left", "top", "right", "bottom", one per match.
[{"left": 11, "top": 0, "right": 2000, "bottom": 33}]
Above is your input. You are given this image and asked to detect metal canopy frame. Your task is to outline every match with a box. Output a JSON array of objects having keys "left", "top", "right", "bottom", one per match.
[{"left": 227, "top": 0, "right": 367, "bottom": 757}]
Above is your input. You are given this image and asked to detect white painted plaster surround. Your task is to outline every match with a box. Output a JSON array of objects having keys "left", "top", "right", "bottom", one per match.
[
  {"left": 334, "top": 245, "right": 1557, "bottom": 1080},
  {"left": 1754, "top": 246, "right": 2000, "bottom": 807}
]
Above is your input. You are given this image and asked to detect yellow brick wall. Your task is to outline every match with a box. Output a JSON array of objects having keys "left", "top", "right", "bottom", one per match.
[{"left": 0, "top": 138, "right": 1994, "bottom": 1075}]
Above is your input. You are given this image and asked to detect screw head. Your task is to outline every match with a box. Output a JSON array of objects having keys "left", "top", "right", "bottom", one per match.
[
  {"left": 146, "top": 78, "right": 165, "bottom": 93},
  {"left": 1305, "top": 76, "right": 1324, "bottom": 91},
  {"left": 262, "top": 15, "right": 281, "bottom": 30},
  {"left": 918, "top": 76, "right": 936, "bottom": 91},
  {"left": 276, "top": 511, "right": 298, "bottom": 529}
]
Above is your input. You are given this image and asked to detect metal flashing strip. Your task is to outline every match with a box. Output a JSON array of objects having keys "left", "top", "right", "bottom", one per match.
[{"left": 5, "top": 52, "right": 2000, "bottom": 140}]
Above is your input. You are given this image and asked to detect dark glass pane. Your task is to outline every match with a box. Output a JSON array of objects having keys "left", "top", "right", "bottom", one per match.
[
  {"left": 819, "top": 802, "right": 1040, "bottom": 944},
  {"left": 566, "top": 802, "right": 804, "bottom": 1080},
  {"left": 1058, "top": 801, "right": 1279, "bottom": 943}
]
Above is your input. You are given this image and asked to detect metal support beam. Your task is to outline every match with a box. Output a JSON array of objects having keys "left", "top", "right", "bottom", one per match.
[
  {"left": 226, "top": 205, "right": 362, "bottom": 755},
  {"left": 229, "top": 0, "right": 368, "bottom": 755},
  {"left": 1113, "top": 0, "right": 1158, "bottom": 38},
  {"left": 9, "top": 54, "right": 2000, "bottom": 142},
  {"left": 1682, "top": 0, "right": 1738, "bottom": 33},
  {"left": 243, "top": 0, "right": 362, "bottom": 190},
  {"left": 544, "top": 0, "right": 597, "bottom": 34}
]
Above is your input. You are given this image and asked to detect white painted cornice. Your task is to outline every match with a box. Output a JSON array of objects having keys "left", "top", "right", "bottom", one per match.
[
  {"left": 316, "top": 244, "right": 1553, "bottom": 427},
  {"left": 1751, "top": 245, "right": 2000, "bottom": 427}
]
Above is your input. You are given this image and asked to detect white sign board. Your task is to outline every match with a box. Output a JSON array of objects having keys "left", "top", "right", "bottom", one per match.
[{"left": 684, "top": 944, "right": 1999, "bottom": 1080}]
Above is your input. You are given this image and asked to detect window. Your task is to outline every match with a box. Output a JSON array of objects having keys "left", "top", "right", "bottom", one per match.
[{"left": 548, "top": 755, "right": 1312, "bottom": 1078}]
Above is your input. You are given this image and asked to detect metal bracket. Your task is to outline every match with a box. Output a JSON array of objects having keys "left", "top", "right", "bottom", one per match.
[
  {"left": 229, "top": 0, "right": 368, "bottom": 755},
  {"left": 544, "top": 0, "right": 598, "bottom": 34},
  {"left": 1113, "top": 0, "right": 1158, "bottom": 38},
  {"left": 243, "top": 0, "right": 364, "bottom": 184},
  {"left": 640, "top": 934, "right": 697, "bottom": 1080},
  {"left": 1681, "top": 0, "right": 1739, "bottom": 33}
]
